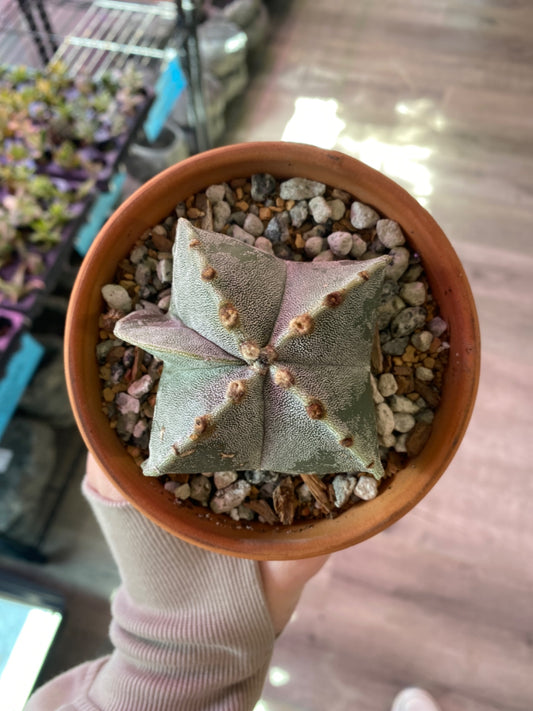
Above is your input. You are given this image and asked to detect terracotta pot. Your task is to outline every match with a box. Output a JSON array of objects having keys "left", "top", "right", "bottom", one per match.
[{"left": 64, "top": 142, "right": 480, "bottom": 560}]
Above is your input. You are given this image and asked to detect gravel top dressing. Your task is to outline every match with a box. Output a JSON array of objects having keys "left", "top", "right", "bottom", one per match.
[{"left": 98, "top": 174, "right": 449, "bottom": 527}]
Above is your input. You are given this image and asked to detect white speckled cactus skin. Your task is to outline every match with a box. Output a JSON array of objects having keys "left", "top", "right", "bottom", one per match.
[{"left": 114, "top": 218, "right": 390, "bottom": 479}]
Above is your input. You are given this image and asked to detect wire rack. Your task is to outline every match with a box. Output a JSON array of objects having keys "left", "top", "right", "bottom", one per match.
[{"left": 0, "top": 0, "right": 178, "bottom": 77}]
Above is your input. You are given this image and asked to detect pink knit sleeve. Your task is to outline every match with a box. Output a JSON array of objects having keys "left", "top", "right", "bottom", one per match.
[{"left": 25, "top": 478, "right": 275, "bottom": 711}]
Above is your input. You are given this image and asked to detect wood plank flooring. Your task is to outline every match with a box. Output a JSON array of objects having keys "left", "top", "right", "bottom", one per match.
[{"left": 2, "top": 1, "right": 532, "bottom": 710}]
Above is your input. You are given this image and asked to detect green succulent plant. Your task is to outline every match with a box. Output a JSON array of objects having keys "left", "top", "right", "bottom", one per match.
[{"left": 115, "top": 219, "right": 390, "bottom": 480}]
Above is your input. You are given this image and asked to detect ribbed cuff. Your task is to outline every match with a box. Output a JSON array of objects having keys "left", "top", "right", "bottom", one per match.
[{"left": 82, "top": 478, "right": 275, "bottom": 711}]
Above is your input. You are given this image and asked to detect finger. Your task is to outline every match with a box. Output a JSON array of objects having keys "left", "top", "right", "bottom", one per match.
[{"left": 85, "top": 452, "right": 126, "bottom": 502}]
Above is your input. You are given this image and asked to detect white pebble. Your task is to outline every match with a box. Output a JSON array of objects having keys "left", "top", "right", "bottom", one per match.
[
  {"left": 214, "top": 470, "right": 238, "bottom": 490},
  {"left": 393, "top": 412, "right": 416, "bottom": 433},
  {"left": 376, "top": 402, "right": 395, "bottom": 436},
  {"left": 350, "top": 201, "right": 380, "bottom": 229},
  {"left": 429, "top": 316, "right": 448, "bottom": 337},
  {"left": 332, "top": 474, "right": 357, "bottom": 508},
  {"left": 279, "top": 178, "right": 326, "bottom": 200},
  {"left": 213, "top": 201, "right": 231, "bottom": 231},
  {"left": 254, "top": 236, "right": 274, "bottom": 254},
  {"left": 231, "top": 224, "right": 256, "bottom": 246},
  {"left": 309, "top": 196, "right": 332, "bottom": 224},
  {"left": 370, "top": 374, "right": 384, "bottom": 404},
  {"left": 327, "top": 231, "right": 353, "bottom": 257},
  {"left": 350, "top": 234, "right": 367, "bottom": 258},
  {"left": 243, "top": 212, "right": 264, "bottom": 236},
  {"left": 385, "top": 247, "right": 410, "bottom": 281},
  {"left": 394, "top": 434, "right": 408, "bottom": 453},
  {"left": 127, "top": 374, "right": 154, "bottom": 399},
  {"left": 304, "top": 236, "right": 325, "bottom": 258},
  {"left": 206, "top": 184, "right": 226, "bottom": 203},
  {"left": 378, "top": 373, "right": 398, "bottom": 397},
  {"left": 101, "top": 284, "right": 132, "bottom": 312},
  {"left": 376, "top": 219, "right": 405, "bottom": 248},
  {"left": 400, "top": 281, "right": 426, "bottom": 306},
  {"left": 389, "top": 395, "right": 420, "bottom": 414},
  {"left": 415, "top": 366, "right": 434, "bottom": 382},
  {"left": 328, "top": 198, "right": 346, "bottom": 221},
  {"left": 355, "top": 475, "right": 379, "bottom": 501},
  {"left": 313, "top": 249, "right": 334, "bottom": 262},
  {"left": 411, "top": 330, "right": 433, "bottom": 352},
  {"left": 379, "top": 433, "right": 397, "bottom": 448},
  {"left": 210, "top": 480, "right": 252, "bottom": 514},
  {"left": 174, "top": 483, "right": 191, "bottom": 500}
]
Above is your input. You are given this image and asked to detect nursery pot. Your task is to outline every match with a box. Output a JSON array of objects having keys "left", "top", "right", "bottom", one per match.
[{"left": 64, "top": 142, "right": 480, "bottom": 560}]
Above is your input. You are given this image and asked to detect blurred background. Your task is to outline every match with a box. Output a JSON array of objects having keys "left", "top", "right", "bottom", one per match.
[{"left": 0, "top": 1, "right": 531, "bottom": 710}]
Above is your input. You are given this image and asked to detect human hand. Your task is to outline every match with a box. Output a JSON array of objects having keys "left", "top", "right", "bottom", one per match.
[{"left": 85, "top": 453, "right": 329, "bottom": 635}]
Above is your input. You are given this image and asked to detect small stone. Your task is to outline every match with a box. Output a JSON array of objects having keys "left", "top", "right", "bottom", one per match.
[
  {"left": 158, "top": 293, "right": 171, "bottom": 311},
  {"left": 132, "top": 418, "right": 148, "bottom": 440},
  {"left": 332, "top": 474, "right": 357, "bottom": 508},
  {"left": 231, "top": 224, "right": 256, "bottom": 245},
  {"left": 156, "top": 258, "right": 173, "bottom": 284},
  {"left": 174, "top": 483, "right": 191, "bottom": 500},
  {"left": 213, "top": 200, "right": 231, "bottom": 231},
  {"left": 210, "top": 480, "right": 252, "bottom": 514},
  {"left": 206, "top": 184, "right": 226, "bottom": 203},
  {"left": 402, "top": 264, "right": 424, "bottom": 283},
  {"left": 313, "top": 249, "right": 334, "bottom": 262},
  {"left": 243, "top": 212, "right": 264, "bottom": 236},
  {"left": 376, "top": 402, "right": 395, "bottom": 436},
  {"left": 376, "top": 296, "right": 406, "bottom": 330},
  {"left": 279, "top": 177, "right": 326, "bottom": 201},
  {"left": 130, "top": 245, "right": 147, "bottom": 264},
  {"left": 115, "top": 392, "right": 140, "bottom": 414},
  {"left": 394, "top": 433, "right": 408, "bottom": 453},
  {"left": 429, "top": 316, "right": 448, "bottom": 337},
  {"left": 385, "top": 247, "right": 410, "bottom": 281},
  {"left": 350, "top": 234, "right": 367, "bottom": 258},
  {"left": 289, "top": 200, "right": 308, "bottom": 228},
  {"left": 390, "top": 307, "right": 427, "bottom": 338},
  {"left": 327, "top": 231, "right": 353, "bottom": 257},
  {"left": 406, "top": 421, "right": 432, "bottom": 457},
  {"left": 308, "top": 195, "right": 332, "bottom": 224},
  {"left": 379, "top": 432, "right": 396, "bottom": 448},
  {"left": 296, "top": 483, "right": 313, "bottom": 503},
  {"left": 328, "top": 198, "right": 346, "bottom": 221},
  {"left": 370, "top": 374, "right": 384, "bottom": 404},
  {"left": 416, "top": 408, "right": 435, "bottom": 424},
  {"left": 304, "top": 236, "right": 325, "bottom": 258},
  {"left": 400, "top": 281, "right": 426, "bottom": 306},
  {"left": 331, "top": 187, "right": 351, "bottom": 202},
  {"left": 127, "top": 374, "right": 154, "bottom": 398},
  {"left": 389, "top": 394, "right": 420, "bottom": 414},
  {"left": 116, "top": 412, "right": 138, "bottom": 438},
  {"left": 214, "top": 470, "right": 238, "bottom": 489},
  {"left": 354, "top": 475, "right": 379, "bottom": 501},
  {"left": 350, "top": 201, "right": 380, "bottom": 229},
  {"left": 101, "top": 284, "right": 132, "bottom": 313},
  {"left": 378, "top": 373, "right": 398, "bottom": 397},
  {"left": 189, "top": 474, "right": 212, "bottom": 505},
  {"left": 254, "top": 236, "right": 274, "bottom": 254},
  {"left": 411, "top": 330, "right": 433, "bottom": 352},
  {"left": 229, "top": 211, "right": 246, "bottom": 227},
  {"left": 393, "top": 412, "right": 416, "bottom": 433},
  {"left": 382, "top": 336, "right": 409, "bottom": 356},
  {"left": 251, "top": 173, "right": 277, "bottom": 202},
  {"left": 236, "top": 504, "right": 255, "bottom": 521},
  {"left": 376, "top": 219, "right": 405, "bottom": 248},
  {"left": 415, "top": 366, "right": 434, "bottom": 382},
  {"left": 264, "top": 215, "right": 285, "bottom": 242}
]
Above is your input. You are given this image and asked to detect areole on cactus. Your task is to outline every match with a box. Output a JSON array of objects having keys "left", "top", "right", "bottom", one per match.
[{"left": 114, "top": 218, "right": 390, "bottom": 480}]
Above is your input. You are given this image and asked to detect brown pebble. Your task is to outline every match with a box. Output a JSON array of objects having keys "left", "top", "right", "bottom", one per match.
[
  {"left": 151, "top": 231, "right": 173, "bottom": 252},
  {"left": 414, "top": 379, "right": 441, "bottom": 408},
  {"left": 187, "top": 207, "right": 205, "bottom": 219},
  {"left": 406, "top": 422, "right": 432, "bottom": 457},
  {"left": 103, "top": 387, "right": 115, "bottom": 403},
  {"left": 259, "top": 207, "right": 272, "bottom": 220},
  {"left": 235, "top": 200, "right": 249, "bottom": 212},
  {"left": 294, "top": 233, "right": 305, "bottom": 250}
]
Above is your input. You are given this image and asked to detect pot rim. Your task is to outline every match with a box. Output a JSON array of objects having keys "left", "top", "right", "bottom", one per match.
[{"left": 65, "top": 141, "right": 481, "bottom": 560}]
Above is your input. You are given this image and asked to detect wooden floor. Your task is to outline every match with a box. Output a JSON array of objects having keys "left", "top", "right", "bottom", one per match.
[{"left": 2, "top": 1, "right": 532, "bottom": 710}]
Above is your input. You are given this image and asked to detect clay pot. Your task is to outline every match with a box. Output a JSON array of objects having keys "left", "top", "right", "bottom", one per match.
[{"left": 64, "top": 142, "right": 480, "bottom": 560}]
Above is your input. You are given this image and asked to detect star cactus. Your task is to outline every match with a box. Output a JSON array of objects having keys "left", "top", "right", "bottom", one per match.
[{"left": 114, "top": 218, "right": 390, "bottom": 479}]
